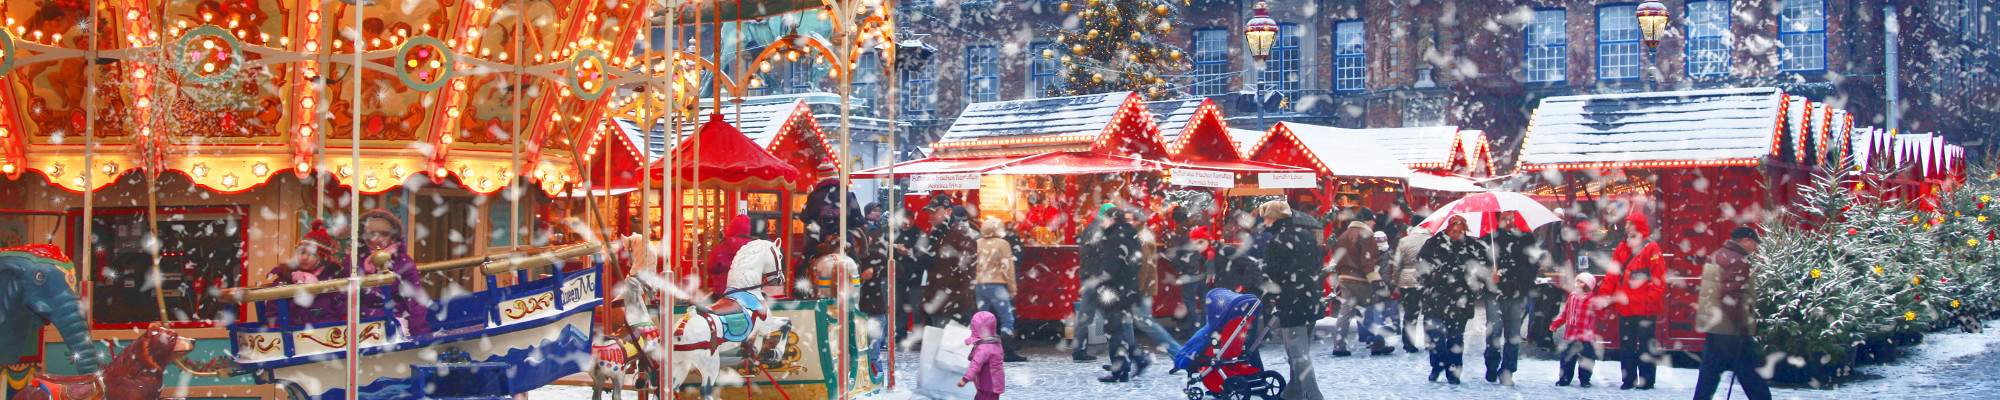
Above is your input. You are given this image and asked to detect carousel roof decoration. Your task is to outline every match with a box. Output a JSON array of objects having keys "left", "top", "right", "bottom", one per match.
[
  {"left": 1518, "top": 88, "right": 1812, "bottom": 171},
  {"left": 0, "top": 0, "right": 653, "bottom": 196},
  {"left": 1245, "top": 122, "right": 1413, "bottom": 180}
]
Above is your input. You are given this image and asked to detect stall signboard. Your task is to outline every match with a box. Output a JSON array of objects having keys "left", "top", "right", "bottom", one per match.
[
  {"left": 1169, "top": 168, "right": 1235, "bottom": 188},
  {"left": 1259, "top": 172, "right": 1316, "bottom": 189},
  {"left": 910, "top": 173, "right": 984, "bottom": 191}
]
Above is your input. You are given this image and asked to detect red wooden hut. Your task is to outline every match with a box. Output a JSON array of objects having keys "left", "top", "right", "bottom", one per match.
[
  {"left": 1513, "top": 88, "right": 1855, "bottom": 353},
  {"left": 1244, "top": 122, "right": 1418, "bottom": 222}
]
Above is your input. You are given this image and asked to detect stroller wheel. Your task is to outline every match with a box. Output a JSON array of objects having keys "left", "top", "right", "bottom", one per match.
[
  {"left": 1184, "top": 385, "right": 1206, "bottom": 400},
  {"left": 1255, "top": 372, "right": 1287, "bottom": 399}
]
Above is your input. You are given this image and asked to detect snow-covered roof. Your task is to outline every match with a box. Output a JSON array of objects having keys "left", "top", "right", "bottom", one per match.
[
  {"left": 609, "top": 98, "right": 833, "bottom": 162},
  {"left": 1229, "top": 128, "right": 1267, "bottom": 158},
  {"left": 939, "top": 91, "right": 1142, "bottom": 144},
  {"left": 1147, "top": 98, "right": 1206, "bottom": 144},
  {"left": 1519, "top": 88, "right": 1786, "bottom": 166},
  {"left": 1270, "top": 123, "right": 1415, "bottom": 179},
  {"left": 1364, "top": 126, "right": 1462, "bottom": 166}
]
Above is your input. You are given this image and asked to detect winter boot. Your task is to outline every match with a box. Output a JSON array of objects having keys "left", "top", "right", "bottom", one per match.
[
  {"left": 1499, "top": 370, "right": 1515, "bottom": 387},
  {"left": 1429, "top": 366, "right": 1444, "bottom": 382},
  {"left": 1368, "top": 339, "right": 1395, "bottom": 356},
  {"left": 1578, "top": 368, "right": 1593, "bottom": 388},
  {"left": 1556, "top": 369, "right": 1572, "bottom": 386},
  {"left": 1002, "top": 335, "right": 1029, "bottom": 362}
]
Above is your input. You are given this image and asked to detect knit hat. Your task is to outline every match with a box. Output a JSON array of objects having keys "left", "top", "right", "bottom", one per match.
[
  {"left": 1188, "top": 226, "right": 1214, "bottom": 241},
  {"left": 1256, "top": 200, "right": 1293, "bottom": 220},
  {"left": 1575, "top": 272, "right": 1597, "bottom": 290},
  {"left": 299, "top": 219, "right": 337, "bottom": 263},
  {"left": 358, "top": 208, "right": 406, "bottom": 242},
  {"left": 1098, "top": 202, "right": 1116, "bottom": 218}
]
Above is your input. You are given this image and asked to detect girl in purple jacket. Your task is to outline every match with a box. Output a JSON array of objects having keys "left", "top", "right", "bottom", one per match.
[{"left": 958, "top": 311, "right": 1006, "bottom": 399}]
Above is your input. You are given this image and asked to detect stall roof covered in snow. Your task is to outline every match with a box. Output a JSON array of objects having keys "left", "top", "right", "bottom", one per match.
[
  {"left": 1253, "top": 123, "right": 1414, "bottom": 179},
  {"left": 1519, "top": 87, "right": 1787, "bottom": 168},
  {"left": 1229, "top": 128, "right": 1267, "bottom": 157},
  {"left": 939, "top": 92, "right": 1153, "bottom": 145},
  {"left": 611, "top": 94, "right": 872, "bottom": 162},
  {"left": 1148, "top": 98, "right": 1206, "bottom": 144}
]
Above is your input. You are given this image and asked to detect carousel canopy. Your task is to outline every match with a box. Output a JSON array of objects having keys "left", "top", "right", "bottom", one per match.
[
  {"left": 1519, "top": 88, "right": 1845, "bottom": 171},
  {"left": 644, "top": 113, "right": 802, "bottom": 189}
]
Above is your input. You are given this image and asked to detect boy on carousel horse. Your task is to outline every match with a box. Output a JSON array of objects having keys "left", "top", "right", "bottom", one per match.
[{"left": 688, "top": 237, "right": 788, "bottom": 371}]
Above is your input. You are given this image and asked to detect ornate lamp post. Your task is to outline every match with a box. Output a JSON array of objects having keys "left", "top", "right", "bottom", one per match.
[
  {"left": 1244, "top": 1, "right": 1278, "bottom": 130},
  {"left": 1636, "top": 0, "right": 1669, "bottom": 92}
]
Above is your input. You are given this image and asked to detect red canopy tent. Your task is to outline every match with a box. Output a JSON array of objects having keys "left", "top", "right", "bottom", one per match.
[{"left": 648, "top": 113, "right": 804, "bottom": 189}]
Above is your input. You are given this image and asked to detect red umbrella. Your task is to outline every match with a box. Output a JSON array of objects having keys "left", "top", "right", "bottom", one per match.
[
  {"left": 646, "top": 113, "right": 802, "bottom": 190},
  {"left": 1417, "top": 192, "right": 1561, "bottom": 236}
]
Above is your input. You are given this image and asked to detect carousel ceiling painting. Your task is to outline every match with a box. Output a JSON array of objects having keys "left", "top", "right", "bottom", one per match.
[{"left": 0, "top": 0, "right": 668, "bottom": 196}]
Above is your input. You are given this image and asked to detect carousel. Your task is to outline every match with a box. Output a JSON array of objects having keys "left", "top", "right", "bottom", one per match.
[{"left": 0, "top": 0, "right": 902, "bottom": 398}]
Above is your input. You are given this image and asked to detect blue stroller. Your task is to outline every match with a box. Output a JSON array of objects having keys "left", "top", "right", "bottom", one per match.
[{"left": 1170, "top": 289, "right": 1286, "bottom": 400}]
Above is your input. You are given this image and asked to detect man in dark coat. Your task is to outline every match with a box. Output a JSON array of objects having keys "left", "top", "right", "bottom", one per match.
[
  {"left": 1485, "top": 211, "right": 1543, "bottom": 385},
  {"left": 925, "top": 206, "right": 979, "bottom": 326},
  {"left": 1257, "top": 200, "right": 1326, "bottom": 400},
  {"left": 1693, "top": 227, "right": 1771, "bottom": 400},
  {"left": 1094, "top": 208, "right": 1148, "bottom": 382},
  {"left": 1419, "top": 215, "right": 1487, "bottom": 385},
  {"left": 1069, "top": 203, "right": 1114, "bottom": 362},
  {"left": 891, "top": 207, "right": 933, "bottom": 337}
]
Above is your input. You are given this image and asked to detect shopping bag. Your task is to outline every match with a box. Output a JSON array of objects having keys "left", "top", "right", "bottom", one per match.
[{"left": 914, "top": 323, "right": 979, "bottom": 400}]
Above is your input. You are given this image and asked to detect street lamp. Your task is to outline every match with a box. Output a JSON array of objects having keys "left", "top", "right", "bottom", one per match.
[
  {"left": 1636, "top": 0, "right": 1668, "bottom": 92},
  {"left": 1244, "top": 1, "right": 1278, "bottom": 130}
]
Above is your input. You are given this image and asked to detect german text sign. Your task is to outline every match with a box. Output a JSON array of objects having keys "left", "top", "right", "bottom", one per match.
[
  {"left": 909, "top": 173, "right": 983, "bottom": 191},
  {"left": 1259, "top": 172, "right": 1316, "bottom": 189},
  {"left": 1169, "top": 168, "right": 1235, "bottom": 188}
]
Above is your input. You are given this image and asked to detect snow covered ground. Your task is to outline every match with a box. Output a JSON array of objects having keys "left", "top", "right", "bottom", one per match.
[{"left": 530, "top": 317, "right": 2000, "bottom": 399}]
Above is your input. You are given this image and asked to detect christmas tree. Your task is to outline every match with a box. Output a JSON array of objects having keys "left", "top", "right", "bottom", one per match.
[
  {"left": 1753, "top": 160, "right": 1936, "bottom": 371},
  {"left": 1043, "top": 0, "right": 1188, "bottom": 99},
  {"left": 1928, "top": 164, "right": 2000, "bottom": 321}
]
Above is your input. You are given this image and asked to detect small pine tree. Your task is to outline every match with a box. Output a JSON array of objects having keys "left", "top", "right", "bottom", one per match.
[{"left": 1043, "top": 0, "right": 1188, "bottom": 99}]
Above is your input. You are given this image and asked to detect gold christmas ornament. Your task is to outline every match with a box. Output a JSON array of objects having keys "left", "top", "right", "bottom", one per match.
[
  {"left": 1061, "top": 55, "right": 1073, "bottom": 63},
  {"left": 1130, "top": 31, "right": 1142, "bottom": 41},
  {"left": 1086, "top": 0, "right": 1100, "bottom": 6},
  {"left": 1169, "top": 50, "right": 1183, "bottom": 61},
  {"left": 1088, "top": 29, "right": 1100, "bottom": 40},
  {"left": 1042, "top": 48, "right": 1056, "bottom": 60},
  {"left": 1091, "top": 73, "right": 1103, "bottom": 83},
  {"left": 1060, "top": 2, "right": 1072, "bottom": 12},
  {"left": 1156, "top": 4, "right": 1170, "bottom": 14},
  {"left": 1071, "top": 44, "right": 1084, "bottom": 53}
]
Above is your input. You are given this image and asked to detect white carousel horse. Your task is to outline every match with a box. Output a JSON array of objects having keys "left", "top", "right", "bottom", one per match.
[{"left": 663, "top": 240, "right": 794, "bottom": 399}]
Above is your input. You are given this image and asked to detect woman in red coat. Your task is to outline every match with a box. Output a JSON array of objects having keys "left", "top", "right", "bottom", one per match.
[{"left": 1598, "top": 212, "right": 1665, "bottom": 390}]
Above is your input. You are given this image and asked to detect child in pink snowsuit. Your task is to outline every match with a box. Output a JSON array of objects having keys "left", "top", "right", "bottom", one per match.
[
  {"left": 1549, "top": 273, "right": 1604, "bottom": 387},
  {"left": 959, "top": 311, "right": 1006, "bottom": 399}
]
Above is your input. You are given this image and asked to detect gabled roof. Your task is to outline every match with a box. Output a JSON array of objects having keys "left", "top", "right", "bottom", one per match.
[
  {"left": 1519, "top": 88, "right": 1788, "bottom": 170},
  {"left": 1147, "top": 98, "right": 1207, "bottom": 144},
  {"left": 1365, "top": 126, "right": 1462, "bottom": 166},
  {"left": 1155, "top": 98, "right": 1243, "bottom": 162},
  {"left": 612, "top": 98, "right": 838, "bottom": 162},
  {"left": 935, "top": 91, "right": 1168, "bottom": 159},
  {"left": 1229, "top": 128, "right": 1268, "bottom": 157},
  {"left": 1246, "top": 122, "right": 1413, "bottom": 179}
]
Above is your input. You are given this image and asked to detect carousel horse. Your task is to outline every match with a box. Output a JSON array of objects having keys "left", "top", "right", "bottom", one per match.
[
  {"left": 10, "top": 326, "right": 193, "bottom": 400},
  {"left": 1, "top": 245, "right": 104, "bottom": 375},
  {"left": 664, "top": 240, "right": 793, "bottom": 399},
  {"left": 591, "top": 270, "right": 668, "bottom": 400}
]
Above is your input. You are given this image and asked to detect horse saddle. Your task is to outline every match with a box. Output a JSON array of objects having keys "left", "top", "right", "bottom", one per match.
[
  {"left": 710, "top": 291, "right": 764, "bottom": 342},
  {"left": 30, "top": 373, "right": 104, "bottom": 400}
]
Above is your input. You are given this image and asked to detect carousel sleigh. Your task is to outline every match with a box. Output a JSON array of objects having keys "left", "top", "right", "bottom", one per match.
[{"left": 223, "top": 244, "right": 604, "bottom": 400}]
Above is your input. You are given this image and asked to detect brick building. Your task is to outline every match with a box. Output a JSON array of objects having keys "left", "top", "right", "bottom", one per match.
[{"left": 809, "top": 0, "right": 2000, "bottom": 168}]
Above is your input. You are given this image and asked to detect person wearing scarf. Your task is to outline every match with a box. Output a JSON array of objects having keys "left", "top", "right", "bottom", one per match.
[{"left": 263, "top": 220, "right": 349, "bottom": 326}]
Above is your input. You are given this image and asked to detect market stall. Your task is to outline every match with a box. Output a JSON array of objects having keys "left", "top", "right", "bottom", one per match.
[
  {"left": 1506, "top": 87, "right": 1928, "bottom": 354},
  {"left": 1153, "top": 97, "right": 1313, "bottom": 317},
  {"left": 1242, "top": 122, "right": 1417, "bottom": 227},
  {"left": 640, "top": 113, "right": 804, "bottom": 297}
]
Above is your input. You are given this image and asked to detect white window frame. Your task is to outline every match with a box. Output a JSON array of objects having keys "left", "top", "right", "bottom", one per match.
[
  {"left": 1525, "top": 9, "right": 1569, "bottom": 83},
  {"left": 1334, "top": 21, "right": 1366, "bottom": 91}
]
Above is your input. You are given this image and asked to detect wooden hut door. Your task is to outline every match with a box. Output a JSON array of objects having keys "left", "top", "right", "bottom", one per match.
[{"left": 1655, "top": 166, "right": 1764, "bottom": 352}]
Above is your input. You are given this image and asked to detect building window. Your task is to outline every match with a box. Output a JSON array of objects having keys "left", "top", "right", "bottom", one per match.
[
  {"left": 1334, "top": 21, "right": 1366, "bottom": 91},
  {"left": 1597, "top": 5, "right": 1640, "bottom": 80},
  {"left": 852, "top": 53, "right": 879, "bottom": 112},
  {"left": 1261, "top": 23, "right": 1302, "bottom": 93},
  {"left": 1686, "top": 0, "right": 1731, "bottom": 76},
  {"left": 902, "top": 60, "right": 936, "bottom": 114},
  {"left": 1525, "top": 8, "right": 1568, "bottom": 83},
  {"left": 1029, "top": 42, "right": 1064, "bottom": 98},
  {"left": 787, "top": 59, "right": 816, "bottom": 94},
  {"left": 1191, "top": 29, "right": 1230, "bottom": 97},
  {"left": 1779, "top": 0, "right": 1826, "bottom": 71},
  {"left": 967, "top": 46, "right": 999, "bottom": 103}
]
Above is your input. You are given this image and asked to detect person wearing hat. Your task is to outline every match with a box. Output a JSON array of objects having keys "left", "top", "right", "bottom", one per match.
[
  {"left": 359, "top": 208, "right": 431, "bottom": 338},
  {"left": 1068, "top": 202, "right": 1118, "bottom": 362},
  {"left": 1258, "top": 199, "right": 1327, "bottom": 400},
  {"left": 1549, "top": 272, "right": 1604, "bottom": 388},
  {"left": 1693, "top": 227, "right": 1771, "bottom": 400},
  {"left": 1172, "top": 226, "right": 1217, "bottom": 330},
  {"left": 263, "top": 220, "right": 349, "bottom": 326},
  {"left": 1602, "top": 212, "right": 1665, "bottom": 390}
]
